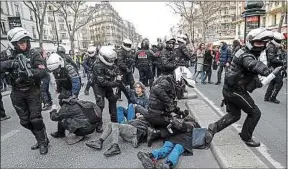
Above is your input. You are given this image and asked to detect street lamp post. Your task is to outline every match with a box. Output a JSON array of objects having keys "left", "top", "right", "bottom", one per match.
[{"left": 242, "top": 0, "right": 266, "bottom": 42}]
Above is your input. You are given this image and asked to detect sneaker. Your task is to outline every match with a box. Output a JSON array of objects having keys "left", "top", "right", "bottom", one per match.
[
  {"left": 86, "top": 140, "right": 103, "bottom": 150},
  {"left": 137, "top": 151, "right": 156, "bottom": 169},
  {"left": 103, "top": 143, "right": 121, "bottom": 157}
]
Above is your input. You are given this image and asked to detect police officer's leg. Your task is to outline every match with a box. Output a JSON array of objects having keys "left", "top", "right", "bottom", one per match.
[
  {"left": 92, "top": 84, "right": 105, "bottom": 132},
  {"left": 208, "top": 90, "right": 241, "bottom": 135},
  {"left": 41, "top": 77, "right": 52, "bottom": 110},
  {"left": 237, "top": 92, "right": 261, "bottom": 146},
  {"left": 139, "top": 70, "right": 147, "bottom": 86},
  {"left": 84, "top": 73, "right": 92, "bottom": 95},
  {"left": 264, "top": 78, "right": 276, "bottom": 101},
  {"left": 147, "top": 69, "right": 154, "bottom": 89},
  {"left": 269, "top": 73, "right": 283, "bottom": 103},
  {"left": 106, "top": 87, "right": 118, "bottom": 123},
  {"left": 128, "top": 72, "right": 135, "bottom": 89},
  {"left": 27, "top": 88, "right": 49, "bottom": 154},
  {"left": 0, "top": 93, "right": 10, "bottom": 120}
]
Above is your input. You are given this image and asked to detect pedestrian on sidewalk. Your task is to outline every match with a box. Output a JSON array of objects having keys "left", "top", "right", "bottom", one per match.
[
  {"left": 202, "top": 43, "right": 214, "bottom": 84},
  {"left": 215, "top": 42, "right": 232, "bottom": 85},
  {"left": 193, "top": 43, "right": 205, "bottom": 83}
]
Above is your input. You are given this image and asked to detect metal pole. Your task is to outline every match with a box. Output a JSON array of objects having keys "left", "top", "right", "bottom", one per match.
[
  {"left": 244, "top": 17, "right": 247, "bottom": 43},
  {"left": 53, "top": 11, "right": 60, "bottom": 48}
]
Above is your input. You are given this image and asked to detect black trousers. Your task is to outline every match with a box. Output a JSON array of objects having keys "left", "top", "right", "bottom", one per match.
[
  {"left": 116, "top": 71, "right": 135, "bottom": 99},
  {"left": 138, "top": 67, "right": 153, "bottom": 87},
  {"left": 204, "top": 65, "right": 212, "bottom": 82},
  {"left": 211, "top": 88, "right": 261, "bottom": 141},
  {"left": 41, "top": 76, "right": 52, "bottom": 105},
  {"left": 84, "top": 72, "right": 93, "bottom": 92},
  {"left": 11, "top": 87, "right": 46, "bottom": 131},
  {"left": 264, "top": 72, "right": 283, "bottom": 100},
  {"left": 0, "top": 93, "right": 7, "bottom": 117},
  {"left": 216, "top": 64, "right": 228, "bottom": 83},
  {"left": 57, "top": 121, "right": 96, "bottom": 136},
  {"left": 92, "top": 84, "right": 117, "bottom": 122}
]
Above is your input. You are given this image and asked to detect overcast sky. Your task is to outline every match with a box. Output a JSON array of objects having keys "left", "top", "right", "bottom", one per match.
[{"left": 88, "top": 2, "right": 181, "bottom": 44}]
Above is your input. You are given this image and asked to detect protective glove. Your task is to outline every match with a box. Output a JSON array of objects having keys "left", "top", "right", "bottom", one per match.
[
  {"left": 170, "top": 117, "right": 183, "bottom": 130},
  {"left": 116, "top": 75, "right": 123, "bottom": 81},
  {"left": 10, "top": 60, "right": 19, "bottom": 69}
]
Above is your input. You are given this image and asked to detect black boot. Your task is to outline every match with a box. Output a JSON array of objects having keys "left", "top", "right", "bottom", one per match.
[
  {"left": 137, "top": 151, "right": 156, "bottom": 169},
  {"left": 269, "top": 90, "right": 281, "bottom": 104},
  {"left": 51, "top": 122, "right": 66, "bottom": 138},
  {"left": 239, "top": 133, "right": 260, "bottom": 147},
  {"left": 103, "top": 143, "right": 121, "bottom": 157},
  {"left": 96, "top": 122, "right": 103, "bottom": 133},
  {"left": 86, "top": 139, "right": 103, "bottom": 150},
  {"left": 147, "top": 127, "right": 161, "bottom": 147},
  {"left": 34, "top": 129, "right": 49, "bottom": 155}
]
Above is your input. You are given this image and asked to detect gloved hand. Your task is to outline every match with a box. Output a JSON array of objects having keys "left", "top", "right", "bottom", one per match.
[
  {"left": 263, "top": 68, "right": 273, "bottom": 76},
  {"left": 171, "top": 117, "right": 183, "bottom": 130},
  {"left": 9, "top": 60, "right": 19, "bottom": 69},
  {"left": 116, "top": 75, "right": 123, "bottom": 81}
]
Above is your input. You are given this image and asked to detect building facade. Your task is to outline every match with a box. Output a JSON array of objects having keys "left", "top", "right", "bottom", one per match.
[
  {"left": 1, "top": 1, "right": 52, "bottom": 48},
  {"left": 89, "top": 2, "right": 141, "bottom": 47},
  {"left": 234, "top": 1, "right": 287, "bottom": 43}
]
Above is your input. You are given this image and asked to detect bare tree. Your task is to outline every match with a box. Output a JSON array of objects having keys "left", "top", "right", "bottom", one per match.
[
  {"left": 23, "top": 1, "right": 48, "bottom": 48},
  {"left": 51, "top": 1, "right": 96, "bottom": 54},
  {"left": 167, "top": 1, "right": 199, "bottom": 42},
  {"left": 194, "top": 1, "right": 223, "bottom": 42},
  {"left": 278, "top": 1, "right": 287, "bottom": 32}
]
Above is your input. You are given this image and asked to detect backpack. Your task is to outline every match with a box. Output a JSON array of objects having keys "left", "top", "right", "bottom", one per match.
[
  {"left": 191, "top": 128, "right": 213, "bottom": 149},
  {"left": 75, "top": 100, "right": 102, "bottom": 124}
]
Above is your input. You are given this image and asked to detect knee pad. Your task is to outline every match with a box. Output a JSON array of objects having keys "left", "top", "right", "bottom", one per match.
[
  {"left": 30, "top": 118, "right": 45, "bottom": 131},
  {"left": 95, "top": 95, "right": 105, "bottom": 109},
  {"left": 20, "top": 120, "right": 33, "bottom": 130}
]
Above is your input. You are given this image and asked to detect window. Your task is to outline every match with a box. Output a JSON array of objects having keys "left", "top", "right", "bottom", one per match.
[
  {"left": 32, "top": 26, "right": 36, "bottom": 38},
  {"left": 30, "top": 9, "right": 33, "bottom": 21},
  {"left": 59, "top": 24, "right": 65, "bottom": 31},
  {"left": 15, "top": 4, "right": 20, "bottom": 17},
  {"left": 48, "top": 5, "right": 52, "bottom": 11},
  {"left": 262, "top": 16, "right": 266, "bottom": 27},
  {"left": 69, "top": 24, "right": 72, "bottom": 31},
  {"left": 273, "top": 15, "right": 277, "bottom": 25},
  {"left": 60, "top": 33, "right": 66, "bottom": 39},
  {"left": 1, "top": 22, "right": 7, "bottom": 35},
  {"left": 0, "top": 2, "right": 3, "bottom": 14}
]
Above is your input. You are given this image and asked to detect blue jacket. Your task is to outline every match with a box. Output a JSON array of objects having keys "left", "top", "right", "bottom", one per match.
[
  {"left": 219, "top": 44, "right": 232, "bottom": 66},
  {"left": 127, "top": 88, "right": 149, "bottom": 109}
]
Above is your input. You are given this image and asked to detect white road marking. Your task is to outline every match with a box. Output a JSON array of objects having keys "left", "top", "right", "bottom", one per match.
[
  {"left": 193, "top": 87, "right": 285, "bottom": 169},
  {"left": 1, "top": 130, "right": 20, "bottom": 142}
]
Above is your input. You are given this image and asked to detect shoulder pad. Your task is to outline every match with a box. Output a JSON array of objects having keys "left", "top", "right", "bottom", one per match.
[
  {"left": 65, "top": 64, "right": 78, "bottom": 77},
  {"left": 234, "top": 49, "right": 245, "bottom": 58}
]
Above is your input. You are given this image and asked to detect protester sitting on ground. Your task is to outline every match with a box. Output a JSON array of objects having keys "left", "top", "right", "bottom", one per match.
[
  {"left": 49, "top": 97, "right": 102, "bottom": 145},
  {"left": 137, "top": 116, "right": 201, "bottom": 169},
  {"left": 117, "top": 81, "right": 149, "bottom": 123},
  {"left": 85, "top": 113, "right": 151, "bottom": 157}
]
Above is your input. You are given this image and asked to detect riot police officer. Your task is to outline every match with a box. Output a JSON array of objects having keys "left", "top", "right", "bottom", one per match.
[
  {"left": 264, "top": 32, "right": 286, "bottom": 104},
  {"left": 161, "top": 37, "right": 177, "bottom": 75},
  {"left": 0, "top": 27, "right": 49, "bottom": 154},
  {"left": 174, "top": 34, "right": 193, "bottom": 67},
  {"left": 152, "top": 43, "right": 164, "bottom": 77},
  {"left": 46, "top": 53, "right": 81, "bottom": 138},
  {"left": 91, "top": 46, "right": 122, "bottom": 132},
  {"left": 135, "top": 38, "right": 155, "bottom": 88},
  {"left": 57, "top": 46, "right": 79, "bottom": 72},
  {"left": 208, "top": 28, "right": 275, "bottom": 147},
  {"left": 115, "top": 39, "right": 135, "bottom": 101},
  {"left": 83, "top": 46, "right": 97, "bottom": 95}
]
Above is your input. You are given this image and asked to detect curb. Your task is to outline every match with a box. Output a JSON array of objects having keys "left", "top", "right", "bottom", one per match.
[{"left": 185, "top": 89, "right": 268, "bottom": 168}]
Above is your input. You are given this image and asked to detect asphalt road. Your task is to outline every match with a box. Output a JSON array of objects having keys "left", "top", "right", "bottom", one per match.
[
  {"left": 1, "top": 70, "right": 219, "bottom": 168},
  {"left": 189, "top": 66, "right": 287, "bottom": 168}
]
